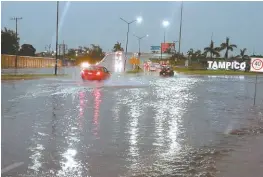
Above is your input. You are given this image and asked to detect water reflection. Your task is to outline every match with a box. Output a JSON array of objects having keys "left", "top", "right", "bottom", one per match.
[
  {"left": 57, "top": 90, "right": 85, "bottom": 176},
  {"left": 26, "top": 87, "right": 63, "bottom": 173},
  {"left": 78, "top": 91, "right": 85, "bottom": 131},
  {"left": 127, "top": 89, "right": 143, "bottom": 173},
  {"left": 92, "top": 88, "right": 102, "bottom": 137}
]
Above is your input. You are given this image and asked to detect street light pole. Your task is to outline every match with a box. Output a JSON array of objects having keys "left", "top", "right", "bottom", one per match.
[
  {"left": 161, "top": 31, "right": 165, "bottom": 60},
  {"left": 133, "top": 34, "right": 148, "bottom": 58},
  {"left": 11, "top": 17, "right": 22, "bottom": 70},
  {"left": 55, "top": 1, "right": 59, "bottom": 75},
  {"left": 178, "top": 1, "right": 183, "bottom": 56},
  {"left": 133, "top": 34, "right": 148, "bottom": 70},
  {"left": 161, "top": 20, "right": 170, "bottom": 60},
  {"left": 120, "top": 17, "right": 141, "bottom": 72}
]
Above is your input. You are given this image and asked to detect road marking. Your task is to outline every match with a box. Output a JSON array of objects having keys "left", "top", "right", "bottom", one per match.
[{"left": 1, "top": 162, "right": 24, "bottom": 174}]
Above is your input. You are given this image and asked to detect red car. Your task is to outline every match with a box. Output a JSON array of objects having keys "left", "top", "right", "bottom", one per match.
[{"left": 81, "top": 65, "right": 110, "bottom": 81}]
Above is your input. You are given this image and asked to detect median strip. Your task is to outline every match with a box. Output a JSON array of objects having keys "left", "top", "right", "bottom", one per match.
[{"left": 1, "top": 74, "right": 68, "bottom": 80}]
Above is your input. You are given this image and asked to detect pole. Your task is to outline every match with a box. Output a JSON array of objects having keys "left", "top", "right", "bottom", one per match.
[
  {"left": 63, "top": 40, "right": 65, "bottom": 66},
  {"left": 124, "top": 24, "right": 129, "bottom": 72},
  {"left": 55, "top": 1, "right": 59, "bottom": 75},
  {"left": 15, "top": 18, "right": 18, "bottom": 69},
  {"left": 138, "top": 39, "right": 141, "bottom": 71},
  {"left": 120, "top": 18, "right": 137, "bottom": 72},
  {"left": 11, "top": 17, "right": 22, "bottom": 71},
  {"left": 178, "top": 1, "right": 183, "bottom": 56},
  {"left": 138, "top": 39, "right": 140, "bottom": 57},
  {"left": 164, "top": 31, "right": 166, "bottom": 43},
  {"left": 253, "top": 74, "right": 258, "bottom": 106}
]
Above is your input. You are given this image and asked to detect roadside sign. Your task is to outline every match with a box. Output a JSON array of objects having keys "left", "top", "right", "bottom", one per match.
[
  {"left": 150, "top": 46, "right": 161, "bottom": 51},
  {"left": 129, "top": 57, "right": 140, "bottom": 65},
  {"left": 250, "top": 58, "right": 263, "bottom": 72}
]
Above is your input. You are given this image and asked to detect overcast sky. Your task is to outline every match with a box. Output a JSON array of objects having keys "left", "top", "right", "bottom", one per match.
[{"left": 1, "top": 1, "right": 263, "bottom": 55}]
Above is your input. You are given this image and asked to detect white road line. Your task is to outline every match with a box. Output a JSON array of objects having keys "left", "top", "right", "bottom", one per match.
[{"left": 1, "top": 162, "right": 24, "bottom": 174}]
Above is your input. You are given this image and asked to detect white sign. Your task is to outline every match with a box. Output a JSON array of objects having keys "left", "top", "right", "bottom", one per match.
[
  {"left": 250, "top": 58, "right": 263, "bottom": 72},
  {"left": 207, "top": 61, "right": 246, "bottom": 70}
]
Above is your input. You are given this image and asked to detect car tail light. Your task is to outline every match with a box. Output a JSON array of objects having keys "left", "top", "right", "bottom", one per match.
[{"left": 96, "top": 71, "right": 101, "bottom": 75}]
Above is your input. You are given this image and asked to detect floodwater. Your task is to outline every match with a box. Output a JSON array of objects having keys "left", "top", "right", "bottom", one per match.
[{"left": 2, "top": 68, "right": 263, "bottom": 177}]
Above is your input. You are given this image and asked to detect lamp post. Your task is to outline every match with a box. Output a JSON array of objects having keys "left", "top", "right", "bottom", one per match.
[
  {"left": 120, "top": 16, "right": 142, "bottom": 71},
  {"left": 161, "top": 20, "right": 170, "bottom": 60},
  {"left": 133, "top": 34, "right": 148, "bottom": 70},
  {"left": 178, "top": 1, "right": 183, "bottom": 56},
  {"left": 133, "top": 34, "right": 148, "bottom": 58}
]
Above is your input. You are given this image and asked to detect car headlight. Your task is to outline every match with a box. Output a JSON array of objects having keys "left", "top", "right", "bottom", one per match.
[{"left": 81, "top": 62, "right": 90, "bottom": 68}]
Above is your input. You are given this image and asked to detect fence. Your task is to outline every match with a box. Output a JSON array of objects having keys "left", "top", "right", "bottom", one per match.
[{"left": 1, "top": 54, "right": 62, "bottom": 69}]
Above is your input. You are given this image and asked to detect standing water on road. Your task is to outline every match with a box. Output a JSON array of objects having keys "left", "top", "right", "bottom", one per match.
[{"left": 2, "top": 68, "right": 263, "bottom": 177}]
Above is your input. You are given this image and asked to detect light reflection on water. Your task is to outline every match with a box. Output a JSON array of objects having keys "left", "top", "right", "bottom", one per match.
[
  {"left": 126, "top": 89, "right": 142, "bottom": 172},
  {"left": 2, "top": 73, "right": 263, "bottom": 177},
  {"left": 92, "top": 88, "right": 101, "bottom": 137}
]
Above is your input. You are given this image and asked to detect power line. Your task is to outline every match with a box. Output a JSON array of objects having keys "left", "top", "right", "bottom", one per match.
[{"left": 10, "top": 17, "right": 22, "bottom": 69}]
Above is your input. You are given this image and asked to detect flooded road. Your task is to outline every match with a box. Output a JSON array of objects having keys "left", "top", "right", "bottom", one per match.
[{"left": 2, "top": 68, "right": 263, "bottom": 177}]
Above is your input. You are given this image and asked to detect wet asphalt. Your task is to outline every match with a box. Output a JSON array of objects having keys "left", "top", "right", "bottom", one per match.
[{"left": 2, "top": 67, "right": 263, "bottom": 177}]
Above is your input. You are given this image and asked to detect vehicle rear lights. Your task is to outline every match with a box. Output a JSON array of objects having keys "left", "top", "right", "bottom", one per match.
[{"left": 96, "top": 71, "right": 101, "bottom": 75}]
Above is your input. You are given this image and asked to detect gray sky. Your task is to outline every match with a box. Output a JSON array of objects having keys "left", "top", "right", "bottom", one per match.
[{"left": 1, "top": 1, "right": 263, "bottom": 55}]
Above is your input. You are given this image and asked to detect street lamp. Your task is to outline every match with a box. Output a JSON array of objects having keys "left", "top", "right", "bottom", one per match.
[
  {"left": 161, "top": 20, "right": 170, "bottom": 59},
  {"left": 120, "top": 16, "right": 142, "bottom": 71},
  {"left": 133, "top": 34, "right": 149, "bottom": 58}
]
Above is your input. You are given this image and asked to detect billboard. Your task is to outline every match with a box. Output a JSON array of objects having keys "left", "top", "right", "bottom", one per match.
[
  {"left": 150, "top": 46, "right": 161, "bottom": 53},
  {"left": 161, "top": 43, "right": 175, "bottom": 53}
]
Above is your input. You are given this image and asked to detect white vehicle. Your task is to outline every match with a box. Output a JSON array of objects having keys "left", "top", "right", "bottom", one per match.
[
  {"left": 154, "top": 63, "right": 161, "bottom": 69},
  {"left": 149, "top": 64, "right": 157, "bottom": 71}
]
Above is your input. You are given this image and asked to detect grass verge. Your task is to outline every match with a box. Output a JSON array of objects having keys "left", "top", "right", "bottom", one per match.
[
  {"left": 173, "top": 67, "right": 261, "bottom": 75},
  {"left": 126, "top": 67, "right": 144, "bottom": 74},
  {"left": 1, "top": 74, "right": 68, "bottom": 80}
]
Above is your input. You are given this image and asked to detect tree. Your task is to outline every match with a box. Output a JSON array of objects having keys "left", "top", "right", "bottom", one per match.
[
  {"left": 112, "top": 42, "right": 124, "bottom": 52},
  {"left": 75, "top": 44, "right": 105, "bottom": 65},
  {"left": 67, "top": 48, "right": 76, "bottom": 56},
  {"left": 1, "top": 27, "right": 19, "bottom": 55},
  {"left": 187, "top": 48, "right": 194, "bottom": 57},
  {"left": 89, "top": 44, "right": 105, "bottom": 59},
  {"left": 204, "top": 40, "right": 220, "bottom": 59},
  {"left": 194, "top": 50, "right": 202, "bottom": 58},
  {"left": 220, "top": 37, "right": 237, "bottom": 59},
  {"left": 19, "top": 44, "right": 36, "bottom": 56},
  {"left": 236, "top": 48, "right": 249, "bottom": 61}
]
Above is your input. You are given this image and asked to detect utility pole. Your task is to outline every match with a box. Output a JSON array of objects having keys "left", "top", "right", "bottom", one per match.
[
  {"left": 11, "top": 17, "right": 22, "bottom": 69},
  {"left": 55, "top": 1, "right": 59, "bottom": 75},
  {"left": 178, "top": 1, "right": 183, "bottom": 56}
]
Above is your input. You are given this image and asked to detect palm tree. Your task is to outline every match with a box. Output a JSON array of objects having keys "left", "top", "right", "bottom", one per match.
[
  {"left": 220, "top": 37, "right": 237, "bottom": 59},
  {"left": 204, "top": 40, "right": 220, "bottom": 59},
  {"left": 187, "top": 48, "right": 194, "bottom": 65},
  {"left": 236, "top": 48, "right": 249, "bottom": 61},
  {"left": 187, "top": 48, "right": 194, "bottom": 57},
  {"left": 112, "top": 42, "right": 124, "bottom": 52},
  {"left": 194, "top": 50, "right": 202, "bottom": 57}
]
